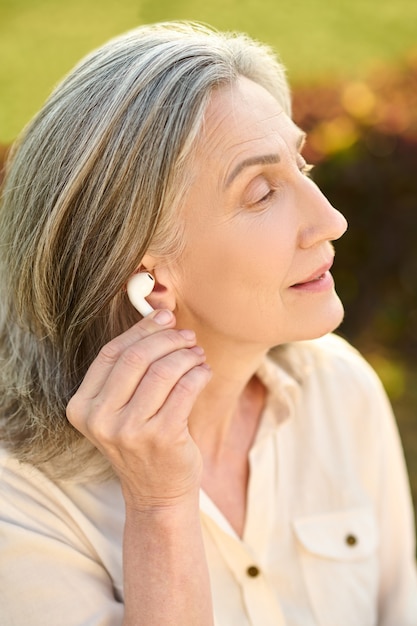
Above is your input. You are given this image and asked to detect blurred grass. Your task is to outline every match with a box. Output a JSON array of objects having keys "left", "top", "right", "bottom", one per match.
[{"left": 2, "top": 0, "right": 417, "bottom": 141}]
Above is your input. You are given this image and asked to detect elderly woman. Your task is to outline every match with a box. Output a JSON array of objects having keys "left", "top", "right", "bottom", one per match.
[{"left": 0, "top": 21, "right": 416, "bottom": 626}]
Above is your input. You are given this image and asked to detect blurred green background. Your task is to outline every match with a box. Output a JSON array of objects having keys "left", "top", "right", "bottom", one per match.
[
  {"left": 2, "top": 0, "right": 417, "bottom": 141},
  {"left": 1, "top": 0, "right": 417, "bottom": 521}
]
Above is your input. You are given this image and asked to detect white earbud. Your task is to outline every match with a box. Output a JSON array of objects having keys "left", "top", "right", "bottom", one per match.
[{"left": 127, "top": 272, "right": 155, "bottom": 317}]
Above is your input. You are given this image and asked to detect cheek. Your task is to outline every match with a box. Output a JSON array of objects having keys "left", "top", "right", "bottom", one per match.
[
  {"left": 179, "top": 230, "right": 246, "bottom": 306},
  {"left": 178, "top": 216, "right": 291, "bottom": 318},
  {"left": 219, "top": 214, "right": 295, "bottom": 288}
]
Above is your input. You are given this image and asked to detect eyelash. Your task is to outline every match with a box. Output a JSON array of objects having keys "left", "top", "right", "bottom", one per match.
[
  {"left": 256, "top": 188, "right": 277, "bottom": 206},
  {"left": 301, "top": 162, "right": 314, "bottom": 177},
  {"left": 255, "top": 162, "right": 314, "bottom": 206}
]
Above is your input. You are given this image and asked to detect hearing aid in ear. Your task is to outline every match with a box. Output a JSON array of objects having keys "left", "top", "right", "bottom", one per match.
[{"left": 127, "top": 272, "right": 155, "bottom": 317}]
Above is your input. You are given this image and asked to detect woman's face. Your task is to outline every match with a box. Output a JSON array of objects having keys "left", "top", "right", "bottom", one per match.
[{"left": 169, "top": 76, "right": 347, "bottom": 351}]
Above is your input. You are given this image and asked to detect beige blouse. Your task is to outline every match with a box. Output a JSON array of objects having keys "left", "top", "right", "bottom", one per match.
[{"left": 1, "top": 333, "right": 416, "bottom": 625}]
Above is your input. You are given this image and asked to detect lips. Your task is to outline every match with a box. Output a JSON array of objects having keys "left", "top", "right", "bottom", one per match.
[{"left": 291, "top": 260, "right": 334, "bottom": 288}]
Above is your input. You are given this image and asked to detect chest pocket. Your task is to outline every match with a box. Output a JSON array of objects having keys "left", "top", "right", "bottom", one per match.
[{"left": 293, "top": 508, "right": 379, "bottom": 626}]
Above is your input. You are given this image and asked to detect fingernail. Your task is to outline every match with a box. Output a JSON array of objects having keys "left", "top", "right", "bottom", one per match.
[
  {"left": 191, "top": 345, "right": 205, "bottom": 356},
  {"left": 153, "top": 309, "right": 173, "bottom": 325},
  {"left": 179, "top": 329, "right": 196, "bottom": 341}
]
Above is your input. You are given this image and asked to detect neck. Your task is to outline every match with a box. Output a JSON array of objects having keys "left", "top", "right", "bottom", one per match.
[
  {"left": 178, "top": 321, "right": 269, "bottom": 537},
  {"left": 187, "top": 333, "right": 268, "bottom": 461}
]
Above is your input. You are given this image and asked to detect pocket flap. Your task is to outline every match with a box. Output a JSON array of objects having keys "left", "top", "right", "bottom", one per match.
[{"left": 293, "top": 508, "right": 378, "bottom": 561}]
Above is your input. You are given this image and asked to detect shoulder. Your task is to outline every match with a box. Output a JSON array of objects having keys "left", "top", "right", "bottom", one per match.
[
  {"left": 268, "top": 333, "right": 390, "bottom": 427},
  {"left": 0, "top": 444, "right": 124, "bottom": 557},
  {"left": 268, "top": 336, "right": 399, "bottom": 485},
  {"left": 0, "top": 446, "right": 70, "bottom": 526},
  {"left": 270, "top": 333, "right": 384, "bottom": 394}
]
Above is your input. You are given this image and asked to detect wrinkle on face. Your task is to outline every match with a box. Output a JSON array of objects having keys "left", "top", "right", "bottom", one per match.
[
  {"left": 191, "top": 80, "right": 303, "bottom": 201},
  {"left": 168, "top": 75, "right": 345, "bottom": 353}
]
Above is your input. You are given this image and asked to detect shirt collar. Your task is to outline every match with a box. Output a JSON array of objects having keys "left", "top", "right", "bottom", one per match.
[{"left": 256, "top": 345, "right": 302, "bottom": 428}]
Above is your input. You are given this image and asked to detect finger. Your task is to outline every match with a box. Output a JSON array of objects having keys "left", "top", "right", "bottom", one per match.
[
  {"left": 102, "top": 363, "right": 212, "bottom": 451},
  {"left": 149, "top": 363, "right": 212, "bottom": 437},
  {"left": 79, "top": 349, "right": 208, "bottom": 445},
  {"left": 97, "top": 341, "right": 206, "bottom": 411},
  {"left": 77, "top": 309, "right": 179, "bottom": 395}
]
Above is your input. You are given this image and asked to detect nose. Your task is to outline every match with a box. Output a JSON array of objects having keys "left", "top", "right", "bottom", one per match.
[{"left": 298, "top": 178, "right": 348, "bottom": 249}]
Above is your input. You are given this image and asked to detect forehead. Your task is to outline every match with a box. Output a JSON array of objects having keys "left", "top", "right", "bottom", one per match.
[{"left": 193, "top": 76, "right": 301, "bottom": 177}]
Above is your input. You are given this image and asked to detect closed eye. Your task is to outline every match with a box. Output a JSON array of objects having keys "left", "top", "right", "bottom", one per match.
[{"left": 256, "top": 187, "right": 278, "bottom": 207}]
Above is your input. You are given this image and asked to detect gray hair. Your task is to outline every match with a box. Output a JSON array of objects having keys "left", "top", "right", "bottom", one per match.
[{"left": 0, "top": 21, "right": 291, "bottom": 480}]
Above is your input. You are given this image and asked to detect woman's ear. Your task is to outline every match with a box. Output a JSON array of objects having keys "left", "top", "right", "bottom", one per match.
[{"left": 137, "top": 254, "right": 177, "bottom": 312}]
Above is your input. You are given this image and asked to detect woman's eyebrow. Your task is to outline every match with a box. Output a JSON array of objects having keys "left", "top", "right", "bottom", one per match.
[
  {"left": 225, "top": 153, "right": 280, "bottom": 188},
  {"left": 224, "top": 131, "right": 307, "bottom": 189}
]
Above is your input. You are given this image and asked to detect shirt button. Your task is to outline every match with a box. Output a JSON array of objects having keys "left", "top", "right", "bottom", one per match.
[
  {"left": 246, "top": 565, "right": 260, "bottom": 577},
  {"left": 345, "top": 534, "right": 358, "bottom": 546}
]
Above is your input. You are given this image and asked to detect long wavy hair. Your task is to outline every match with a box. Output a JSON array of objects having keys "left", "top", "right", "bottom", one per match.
[{"left": 0, "top": 21, "right": 291, "bottom": 480}]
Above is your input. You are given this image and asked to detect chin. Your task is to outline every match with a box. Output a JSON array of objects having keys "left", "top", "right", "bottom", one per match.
[
  {"left": 291, "top": 296, "right": 345, "bottom": 343},
  {"left": 311, "top": 297, "right": 345, "bottom": 339}
]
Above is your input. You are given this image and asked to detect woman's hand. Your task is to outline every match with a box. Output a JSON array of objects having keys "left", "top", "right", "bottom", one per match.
[{"left": 66, "top": 309, "right": 211, "bottom": 511}]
